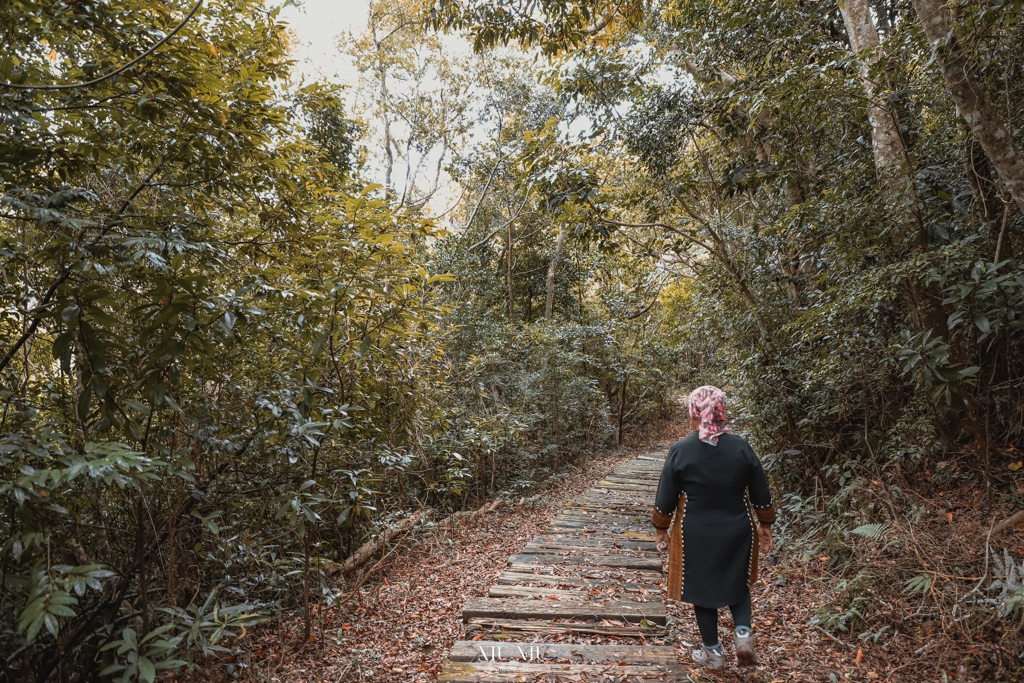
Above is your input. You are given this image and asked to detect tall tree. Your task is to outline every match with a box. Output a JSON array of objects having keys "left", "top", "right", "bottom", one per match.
[{"left": 911, "top": 0, "right": 1024, "bottom": 214}]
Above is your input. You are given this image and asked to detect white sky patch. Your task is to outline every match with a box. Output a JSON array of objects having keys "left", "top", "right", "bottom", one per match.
[{"left": 278, "top": 0, "right": 369, "bottom": 86}]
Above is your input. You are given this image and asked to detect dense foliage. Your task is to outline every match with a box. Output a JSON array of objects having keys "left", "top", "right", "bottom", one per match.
[
  {"left": 0, "top": 2, "right": 682, "bottom": 680},
  {"left": 3, "top": 0, "right": 1023, "bottom": 680}
]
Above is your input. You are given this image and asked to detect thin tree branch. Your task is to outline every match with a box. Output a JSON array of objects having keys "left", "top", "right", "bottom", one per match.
[
  {"left": 0, "top": 1, "right": 204, "bottom": 91},
  {"left": 0, "top": 162, "right": 164, "bottom": 374}
]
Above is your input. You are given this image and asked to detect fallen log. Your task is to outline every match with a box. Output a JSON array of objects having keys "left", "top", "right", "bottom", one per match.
[
  {"left": 984, "top": 509, "right": 1024, "bottom": 543},
  {"left": 330, "top": 498, "right": 504, "bottom": 577}
]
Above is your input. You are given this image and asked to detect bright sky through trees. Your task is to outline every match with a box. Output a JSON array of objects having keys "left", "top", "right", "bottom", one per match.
[{"left": 280, "top": 0, "right": 369, "bottom": 84}]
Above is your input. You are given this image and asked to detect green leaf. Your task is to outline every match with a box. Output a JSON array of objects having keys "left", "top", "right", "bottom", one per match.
[
  {"left": 312, "top": 331, "right": 330, "bottom": 358},
  {"left": 138, "top": 656, "right": 156, "bottom": 683},
  {"left": 77, "top": 385, "right": 93, "bottom": 422},
  {"left": 61, "top": 305, "right": 81, "bottom": 324},
  {"left": 123, "top": 627, "right": 138, "bottom": 650}
]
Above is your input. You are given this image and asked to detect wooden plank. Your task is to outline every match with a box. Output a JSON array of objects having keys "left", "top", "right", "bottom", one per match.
[
  {"left": 602, "top": 480, "right": 659, "bottom": 488},
  {"left": 462, "top": 597, "right": 666, "bottom": 624},
  {"left": 549, "top": 517, "right": 647, "bottom": 526},
  {"left": 486, "top": 585, "right": 654, "bottom": 601},
  {"left": 527, "top": 535, "right": 657, "bottom": 550},
  {"left": 464, "top": 617, "right": 656, "bottom": 638},
  {"left": 505, "top": 566, "right": 663, "bottom": 585},
  {"left": 604, "top": 472, "right": 661, "bottom": 480},
  {"left": 574, "top": 497, "right": 651, "bottom": 509},
  {"left": 524, "top": 539, "right": 657, "bottom": 552},
  {"left": 448, "top": 641, "right": 678, "bottom": 664},
  {"left": 565, "top": 499, "right": 651, "bottom": 509},
  {"left": 487, "top": 584, "right": 658, "bottom": 602},
  {"left": 547, "top": 524, "right": 639, "bottom": 534},
  {"left": 555, "top": 512, "right": 647, "bottom": 525},
  {"left": 437, "top": 661, "right": 675, "bottom": 681},
  {"left": 487, "top": 585, "right": 595, "bottom": 600},
  {"left": 521, "top": 544, "right": 658, "bottom": 558},
  {"left": 508, "top": 553, "right": 662, "bottom": 571},
  {"left": 571, "top": 501, "right": 651, "bottom": 510},
  {"left": 540, "top": 530, "right": 656, "bottom": 541},
  {"left": 597, "top": 480, "right": 659, "bottom": 491},
  {"left": 495, "top": 571, "right": 661, "bottom": 593}
]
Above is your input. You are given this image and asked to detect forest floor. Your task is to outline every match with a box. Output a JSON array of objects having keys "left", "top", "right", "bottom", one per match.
[{"left": 187, "top": 420, "right": 1024, "bottom": 683}]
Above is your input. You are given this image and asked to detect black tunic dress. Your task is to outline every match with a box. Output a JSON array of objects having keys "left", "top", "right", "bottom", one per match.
[{"left": 652, "top": 432, "right": 774, "bottom": 608}]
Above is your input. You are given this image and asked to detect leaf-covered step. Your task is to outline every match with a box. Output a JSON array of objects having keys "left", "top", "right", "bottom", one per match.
[
  {"left": 437, "top": 661, "right": 681, "bottom": 682},
  {"left": 448, "top": 641, "right": 679, "bottom": 664},
  {"left": 464, "top": 617, "right": 662, "bottom": 639},
  {"left": 495, "top": 570, "right": 661, "bottom": 593},
  {"left": 508, "top": 553, "right": 662, "bottom": 571},
  {"left": 461, "top": 596, "right": 666, "bottom": 624},
  {"left": 487, "top": 584, "right": 657, "bottom": 602},
  {"left": 528, "top": 534, "right": 657, "bottom": 548}
]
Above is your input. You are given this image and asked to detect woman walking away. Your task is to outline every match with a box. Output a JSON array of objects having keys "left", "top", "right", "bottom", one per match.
[{"left": 651, "top": 386, "right": 775, "bottom": 669}]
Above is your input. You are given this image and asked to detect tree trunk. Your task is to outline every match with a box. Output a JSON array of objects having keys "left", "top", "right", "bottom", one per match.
[
  {"left": 910, "top": 0, "right": 1024, "bottom": 214},
  {"left": 839, "top": 0, "right": 922, "bottom": 233},
  {"left": 507, "top": 219, "right": 514, "bottom": 320},
  {"left": 372, "top": 19, "right": 394, "bottom": 201},
  {"left": 545, "top": 225, "right": 567, "bottom": 319},
  {"left": 302, "top": 528, "right": 312, "bottom": 641},
  {"left": 616, "top": 377, "right": 628, "bottom": 446},
  {"left": 840, "top": 0, "right": 948, "bottom": 336},
  {"left": 841, "top": 0, "right": 987, "bottom": 462}
]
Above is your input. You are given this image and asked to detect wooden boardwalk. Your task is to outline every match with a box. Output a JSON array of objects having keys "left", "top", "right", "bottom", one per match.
[{"left": 437, "top": 454, "right": 690, "bottom": 682}]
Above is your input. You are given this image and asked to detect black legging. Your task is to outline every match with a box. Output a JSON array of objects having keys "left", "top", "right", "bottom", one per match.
[{"left": 693, "top": 590, "right": 752, "bottom": 647}]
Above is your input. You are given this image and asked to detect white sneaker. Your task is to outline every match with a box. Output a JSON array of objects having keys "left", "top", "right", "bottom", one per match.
[
  {"left": 691, "top": 644, "right": 724, "bottom": 669},
  {"left": 735, "top": 628, "right": 758, "bottom": 667}
]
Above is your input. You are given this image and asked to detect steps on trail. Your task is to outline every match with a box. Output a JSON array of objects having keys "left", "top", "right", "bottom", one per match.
[{"left": 436, "top": 454, "right": 691, "bottom": 682}]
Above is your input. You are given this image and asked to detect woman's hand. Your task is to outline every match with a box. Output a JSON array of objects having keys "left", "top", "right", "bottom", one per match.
[
  {"left": 758, "top": 524, "right": 772, "bottom": 552},
  {"left": 655, "top": 528, "right": 669, "bottom": 553}
]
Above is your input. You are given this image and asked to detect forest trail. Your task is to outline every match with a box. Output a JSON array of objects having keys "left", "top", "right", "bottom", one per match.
[{"left": 435, "top": 453, "right": 690, "bottom": 682}]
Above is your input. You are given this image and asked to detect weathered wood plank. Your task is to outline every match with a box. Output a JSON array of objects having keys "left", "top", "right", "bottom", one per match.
[
  {"left": 449, "top": 641, "right": 678, "bottom": 664},
  {"left": 564, "top": 502, "right": 650, "bottom": 512},
  {"left": 437, "top": 661, "right": 676, "bottom": 681},
  {"left": 495, "top": 571, "right": 661, "bottom": 593},
  {"left": 527, "top": 535, "right": 657, "bottom": 550},
  {"left": 521, "top": 544, "right": 658, "bottom": 558},
  {"left": 540, "top": 527, "right": 656, "bottom": 541},
  {"left": 597, "top": 480, "right": 659, "bottom": 491},
  {"left": 507, "top": 553, "right": 662, "bottom": 571},
  {"left": 488, "top": 584, "right": 656, "bottom": 601},
  {"left": 462, "top": 597, "right": 666, "bottom": 624},
  {"left": 486, "top": 585, "right": 656, "bottom": 602},
  {"left": 505, "top": 566, "right": 664, "bottom": 586},
  {"left": 524, "top": 540, "right": 657, "bottom": 553},
  {"left": 610, "top": 473, "right": 660, "bottom": 479},
  {"left": 555, "top": 512, "right": 647, "bottom": 525},
  {"left": 464, "top": 617, "right": 658, "bottom": 639},
  {"left": 574, "top": 497, "right": 651, "bottom": 509},
  {"left": 487, "top": 585, "right": 594, "bottom": 600}
]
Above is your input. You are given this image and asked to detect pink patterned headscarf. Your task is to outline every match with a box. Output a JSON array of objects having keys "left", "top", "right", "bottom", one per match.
[{"left": 688, "top": 385, "right": 728, "bottom": 446}]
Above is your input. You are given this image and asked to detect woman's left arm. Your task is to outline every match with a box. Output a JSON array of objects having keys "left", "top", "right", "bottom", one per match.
[{"left": 749, "top": 449, "right": 776, "bottom": 549}]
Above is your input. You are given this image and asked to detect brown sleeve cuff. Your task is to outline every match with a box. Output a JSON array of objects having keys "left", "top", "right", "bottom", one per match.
[
  {"left": 652, "top": 508, "right": 673, "bottom": 529},
  {"left": 755, "top": 506, "right": 776, "bottom": 525}
]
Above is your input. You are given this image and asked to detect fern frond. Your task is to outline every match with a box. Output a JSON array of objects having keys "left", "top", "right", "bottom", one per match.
[
  {"left": 903, "top": 573, "right": 932, "bottom": 597},
  {"left": 851, "top": 523, "right": 890, "bottom": 541}
]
